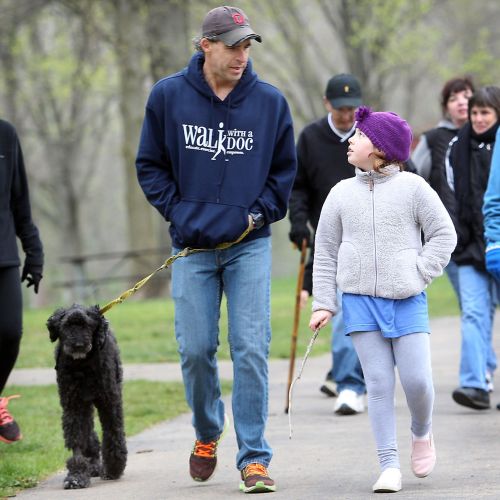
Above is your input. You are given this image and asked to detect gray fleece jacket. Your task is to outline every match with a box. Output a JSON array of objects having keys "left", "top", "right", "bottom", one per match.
[{"left": 312, "top": 165, "right": 457, "bottom": 314}]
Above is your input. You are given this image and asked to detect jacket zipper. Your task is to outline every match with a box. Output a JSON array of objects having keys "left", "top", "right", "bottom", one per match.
[{"left": 369, "top": 172, "right": 378, "bottom": 296}]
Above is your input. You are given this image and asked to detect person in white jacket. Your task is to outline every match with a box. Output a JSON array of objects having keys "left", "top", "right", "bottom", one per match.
[{"left": 309, "top": 107, "right": 457, "bottom": 494}]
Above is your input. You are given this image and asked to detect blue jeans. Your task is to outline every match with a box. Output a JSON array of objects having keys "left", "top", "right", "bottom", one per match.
[
  {"left": 457, "top": 265, "right": 498, "bottom": 389},
  {"left": 445, "top": 259, "right": 461, "bottom": 310},
  {"left": 327, "top": 291, "right": 365, "bottom": 395},
  {"left": 172, "top": 236, "right": 272, "bottom": 470}
]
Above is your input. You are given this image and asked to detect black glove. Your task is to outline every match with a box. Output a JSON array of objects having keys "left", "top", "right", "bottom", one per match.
[
  {"left": 21, "top": 264, "right": 43, "bottom": 294},
  {"left": 288, "top": 224, "right": 311, "bottom": 250}
]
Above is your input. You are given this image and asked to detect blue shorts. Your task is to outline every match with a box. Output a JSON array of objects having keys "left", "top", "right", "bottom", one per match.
[{"left": 342, "top": 292, "right": 430, "bottom": 338}]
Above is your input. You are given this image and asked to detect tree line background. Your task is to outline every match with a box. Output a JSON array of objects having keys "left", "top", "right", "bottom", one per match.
[{"left": 1, "top": 0, "right": 500, "bottom": 307}]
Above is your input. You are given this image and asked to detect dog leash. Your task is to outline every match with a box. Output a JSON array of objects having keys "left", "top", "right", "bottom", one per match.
[
  {"left": 287, "top": 328, "right": 320, "bottom": 439},
  {"left": 99, "top": 220, "right": 253, "bottom": 315}
]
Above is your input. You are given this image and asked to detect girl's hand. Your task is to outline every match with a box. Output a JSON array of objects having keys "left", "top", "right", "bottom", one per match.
[{"left": 309, "top": 309, "right": 333, "bottom": 331}]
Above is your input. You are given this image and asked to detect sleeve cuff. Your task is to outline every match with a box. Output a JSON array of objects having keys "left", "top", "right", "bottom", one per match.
[{"left": 486, "top": 242, "right": 500, "bottom": 252}]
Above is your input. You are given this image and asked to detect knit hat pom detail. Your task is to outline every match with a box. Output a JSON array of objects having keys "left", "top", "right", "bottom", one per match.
[
  {"left": 355, "top": 105, "right": 372, "bottom": 122},
  {"left": 354, "top": 107, "right": 412, "bottom": 162}
]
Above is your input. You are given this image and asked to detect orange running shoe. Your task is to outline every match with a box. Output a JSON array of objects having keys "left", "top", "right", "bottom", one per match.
[
  {"left": 0, "top": 395, "right": 22, "bottom": 444},
  {"left": 240, "top": 463, "right": 276, "bottom": 493},
  {"left": 189, "top": 413, "right": 229, "bottom": 482}
]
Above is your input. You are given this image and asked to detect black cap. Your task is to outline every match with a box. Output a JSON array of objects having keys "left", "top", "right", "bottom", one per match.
[
  {"left": 202, "top": 6, "right": 262, "bottom": 47},
  {"left": 325, "top": 74, "right": 362, "bottom": 109}
]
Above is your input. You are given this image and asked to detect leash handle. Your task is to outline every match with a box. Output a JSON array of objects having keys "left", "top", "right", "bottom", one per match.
[{"left": 214, "top": 219, "right": 253, "bottom": 250}]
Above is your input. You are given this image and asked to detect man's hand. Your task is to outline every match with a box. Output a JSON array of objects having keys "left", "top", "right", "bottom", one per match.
[
  {"left": 289, "top": 224, "right": 311, "bottom": 250},
  {"left": 309, "top": 309, "right": 333, "bottom": 331},
  {"left": 249, "top": 212, "right": 265, "bottom": 231},
  {"left": 21, "top": 264, "right": 43, "bottom": 294},
  {"left": 486, "top": 244, "right": 500, "bottom": 281}
]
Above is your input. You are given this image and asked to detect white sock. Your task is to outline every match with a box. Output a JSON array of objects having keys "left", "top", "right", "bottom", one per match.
[{"left": 412, "top": 432, "right": 430, "bottom": 441}]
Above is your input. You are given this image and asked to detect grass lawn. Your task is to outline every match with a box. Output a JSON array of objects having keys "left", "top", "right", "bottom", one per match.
[{"left": 17, "top": 275, "right": 459, "bottom": 369}]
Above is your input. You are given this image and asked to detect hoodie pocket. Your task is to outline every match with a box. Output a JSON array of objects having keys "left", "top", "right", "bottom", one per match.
[{"left": 170, "top": 200, "right": 249, "bottom": 248}]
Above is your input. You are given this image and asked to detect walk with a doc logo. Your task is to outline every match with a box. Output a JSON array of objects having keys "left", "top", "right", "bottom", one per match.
[{"left": 182, "top": 122, "right": 254, "bottom": 160}]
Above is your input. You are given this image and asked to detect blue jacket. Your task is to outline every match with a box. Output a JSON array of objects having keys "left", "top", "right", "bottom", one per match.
[
  {"left": 136, "top": 52, "right": 297, "bottom": 249},
  {"left": 484, "top": 128, "right": 500, "bottom": 245}
]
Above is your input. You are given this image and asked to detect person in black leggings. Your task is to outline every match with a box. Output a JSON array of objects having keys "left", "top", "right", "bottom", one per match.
[{"left": 0, "top": 119, "right": 43, "bottom": 444}]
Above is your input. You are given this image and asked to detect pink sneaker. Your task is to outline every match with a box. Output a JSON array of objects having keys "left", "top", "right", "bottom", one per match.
[{"left": 411, "top": 434, "right": 436, "bottom": 478}]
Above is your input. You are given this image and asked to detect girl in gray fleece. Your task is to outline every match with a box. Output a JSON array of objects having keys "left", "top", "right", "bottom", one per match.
[{"left": 309, "top": 107, "right": 456, "bottom": 494}]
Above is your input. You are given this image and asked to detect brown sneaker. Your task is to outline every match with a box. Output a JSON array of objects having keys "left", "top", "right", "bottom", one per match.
[
  {"left": 189, "top": 414, "right": 229, "bottom": 482},
  {"left": 189, "top": 439, "right": 219, "bottom": 481},
  {"left": 0, "top": 395, "right": 22, "bottom": 444},
  {"left": 240, "top": 463, "right": 276, "bottom": 493}
]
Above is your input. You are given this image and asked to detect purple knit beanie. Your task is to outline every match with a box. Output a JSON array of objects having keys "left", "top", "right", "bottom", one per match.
[{"left": 354, "top": 106, "right": 413, "bottom": 162}]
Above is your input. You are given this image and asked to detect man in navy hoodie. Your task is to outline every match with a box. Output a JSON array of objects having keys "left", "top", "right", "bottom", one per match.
[{"left": 136, "top": 5, "right": 296, "bottom": 494}]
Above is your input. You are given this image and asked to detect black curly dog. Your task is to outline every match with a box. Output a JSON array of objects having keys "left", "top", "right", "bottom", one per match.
[{"left": 47, "top": 304, "right": 127, "bottom": 489}]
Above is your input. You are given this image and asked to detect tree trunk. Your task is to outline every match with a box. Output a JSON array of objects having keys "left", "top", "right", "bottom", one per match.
[
  {"left": 113, "top": 0, "right": 162, "bottom": 297},
  {"left": 143, "top": 0, "right": 192, "bottom": 291}
]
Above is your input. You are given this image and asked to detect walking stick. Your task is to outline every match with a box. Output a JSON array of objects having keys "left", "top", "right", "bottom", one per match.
[
  {"left": 288, "top": 328, "right": 320, "bottom": 437},
  {"left": 285, "top": 238, "right": 308, "bottom": 413}
]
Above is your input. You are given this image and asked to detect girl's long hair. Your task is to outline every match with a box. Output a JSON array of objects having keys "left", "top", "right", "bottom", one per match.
[{"left": 370, "top": 150, "right": 404, "bottom": 172}]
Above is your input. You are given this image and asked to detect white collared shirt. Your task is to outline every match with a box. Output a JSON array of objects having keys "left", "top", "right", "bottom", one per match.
[{"left": 327, "top": 113, "right": 356, "bottom": 143}]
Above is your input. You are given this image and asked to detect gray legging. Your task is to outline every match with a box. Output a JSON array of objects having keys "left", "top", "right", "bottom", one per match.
[{"left": 350, "top": 331, "right": 434, "bottom": 470}]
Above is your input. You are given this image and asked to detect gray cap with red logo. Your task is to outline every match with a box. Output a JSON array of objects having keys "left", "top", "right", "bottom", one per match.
[{"left": 201, "top": 6, "right": 262, "bottom": 47}]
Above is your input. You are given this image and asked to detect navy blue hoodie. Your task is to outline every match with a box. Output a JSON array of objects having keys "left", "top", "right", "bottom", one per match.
[{"left": 136, "top": 52, "right": 297, "bottom": 249}]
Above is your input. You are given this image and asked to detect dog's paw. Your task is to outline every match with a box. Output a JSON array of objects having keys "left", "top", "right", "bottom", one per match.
[
  {"left": 63, "top": 473, "right": 91, "bottom": 489},
  {"left": 101, "top": 470, "right": 123, "bottom": 481},
  {"left": 89, "top": 461, "right": 102, "bottom": 477},
  {"left": 101, "top": 449, "right": 127, "bottom": 480}
]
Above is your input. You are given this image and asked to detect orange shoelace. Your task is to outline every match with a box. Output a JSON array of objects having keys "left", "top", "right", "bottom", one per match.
[
  {"left": 243, "top": 463, "right": 268, "bottom": 479},
  {"left": 192, "top": 439, "right": 218, "bottom": 458},
  {"left": 0, "top": 395, "right": 21, "bottom": 425}
]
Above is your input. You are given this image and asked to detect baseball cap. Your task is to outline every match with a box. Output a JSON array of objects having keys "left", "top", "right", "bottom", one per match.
[
  {"left": 202, "top": 6, "right": 262, "bottom": 47},
  {"left": 325, "top": 74, "right": 362, "bottom": 109}
]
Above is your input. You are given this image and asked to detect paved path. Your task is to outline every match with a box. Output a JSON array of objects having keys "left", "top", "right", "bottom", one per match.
[{"left": 11, "top": 315, "right": 500, "bottom": 499}]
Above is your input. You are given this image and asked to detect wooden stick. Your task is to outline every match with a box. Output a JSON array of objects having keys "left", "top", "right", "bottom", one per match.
[{"left": 285, "top": 238, "right": 308, "bottom": 413}]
